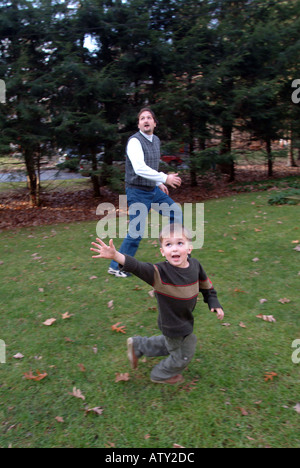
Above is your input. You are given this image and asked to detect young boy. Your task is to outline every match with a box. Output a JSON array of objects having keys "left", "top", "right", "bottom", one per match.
[{"left": 91, "top": 224, "right": 224, "bottom": 385}]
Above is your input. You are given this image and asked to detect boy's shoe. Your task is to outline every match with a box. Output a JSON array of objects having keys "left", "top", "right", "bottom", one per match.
[
  {"left": 108, "top": 267, "right": 131, "bottom": 278},
  {"left": 127, "top": 337, "right": 138, "bottom": 369},
  {"left": 151, "top": 374, "right": 184, "bottom": 385}
]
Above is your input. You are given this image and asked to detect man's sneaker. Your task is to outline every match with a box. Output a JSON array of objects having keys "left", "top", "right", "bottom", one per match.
[
  {"left": 108, "top": 267, "right": 131, "bottom": 278},
  {"left": 127, "top": 337, "right": 138, "bottom": 370},
  {"left": 151, "top": 374, "right": 184, "bottom": 385}
]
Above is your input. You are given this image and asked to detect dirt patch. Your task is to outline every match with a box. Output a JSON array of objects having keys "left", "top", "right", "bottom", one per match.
[{"left": 0, "top": 162, "right": 299, "bottom": 231}]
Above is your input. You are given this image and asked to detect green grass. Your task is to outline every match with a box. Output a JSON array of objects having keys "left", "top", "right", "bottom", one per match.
[{"left": 0, "top": 191, "right": 299, "bottom": 448}]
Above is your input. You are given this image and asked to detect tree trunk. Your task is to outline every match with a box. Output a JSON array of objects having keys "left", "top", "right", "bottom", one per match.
[
  {"left": 24, "top": 149, "right": 39, "bottom": 207},
  {"left": 91, "top": 150, "right": 101, "bottom": 198},
  {"left": 266, "top": 138, "right": 273, "bottom": 177},
  {"left": 287, "top": 129, "right": 298, "bottom": 167},
  {"left": 219, "top": 123, "right": 235, "bottom": 181}
]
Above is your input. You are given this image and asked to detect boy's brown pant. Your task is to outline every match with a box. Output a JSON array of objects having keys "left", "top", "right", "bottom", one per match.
[{"left": 132, "top": 334, "right": 197, "bottom": 381}]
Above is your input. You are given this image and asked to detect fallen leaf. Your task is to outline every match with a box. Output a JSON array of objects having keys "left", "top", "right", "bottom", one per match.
[
  {"left": 115, "top": 372, "right": 130, "bottom": 382},
  {"left": 238, "top": 407, "right": 249, "bottom": 416},
  {"left": 239, "top": 322, "right": 246, "bottom": 328},
  {"left": 55, "top": 416, "right": 64, "bottom": 423},
  {"left": 68, "top": 387, "right": 85, "bottom": 400},
  {"left": 173, "top": 443, "right": 185, "bottom": 448},
  {"left": 89, "top": 275, "right": 98, "bottom": 280},
  {"left": 78, "top": 363, "right": 86, "bottom": 372},
  {"left": 294, "top": 403, "right": 300, "bottom": 414},
  {"left": 264, "top": 372, "right": 278, "bottom": 382},
  {"left": 85, "top": 406, "right": 104, "bottom": 416},
  {"left": 111, "top": 322, "right": 126, "bottom": 334},
  {"left": 24, "top": 370, "right": 48, "bottom": 381},
  {"left": 13, "top": 353, "right": 24, "bottom": 359},
  {"left": 259, "top": 298, "right": 268, "bottom": 304},
  {"left": 107, "top": 300, "right": 114, "bottom": 309},
  {"left": 62, "top": 312, "right": 73, "bottom": 319},
  {"left": 278, "top": 298, "right": 290, "bottom": 304},
  {"left": 43, "top": 318, "right": 56, "bottom": 326},
  {"left": 252, "top": 257, "right": 260, "bottom": 262},
  {"left": 291, "top": 240, "right": 299, "bottom": 244},
  {"left": 294, "top": 245, "right": 300, "bottom": 251},
  {"left": 256, "top": 314, "right": 276, "bottom": 323},
  {"left": 222, "top": 323, "right": 231, "bottom": 327}
]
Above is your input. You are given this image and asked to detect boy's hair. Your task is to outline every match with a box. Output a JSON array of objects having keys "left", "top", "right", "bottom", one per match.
[
  {"left": 138, "top": 107, "right": 158, "bottom": 124},
  {"left": 159, "top": 223, "right": 192, "bottom": 246}
]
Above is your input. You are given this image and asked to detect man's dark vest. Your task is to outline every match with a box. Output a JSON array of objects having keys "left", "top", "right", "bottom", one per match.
[{"left": 125, "top": 131, "right": 161, "bottom": 191}]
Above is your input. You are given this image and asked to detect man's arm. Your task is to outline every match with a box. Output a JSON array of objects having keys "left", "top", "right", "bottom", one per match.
[{"left": 127, "top": 138, "right": 181, "bottom": 189}]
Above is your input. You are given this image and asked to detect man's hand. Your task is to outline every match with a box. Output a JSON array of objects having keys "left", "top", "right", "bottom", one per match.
[
  {"left": 211, "top": 308, "right": 225, "bottom": 320},
  {"left": 158, "top": 183, "right": 169, "bottom": 195},
  {"left": 166, "top": 173, "right": 182, "bottom": 189}
]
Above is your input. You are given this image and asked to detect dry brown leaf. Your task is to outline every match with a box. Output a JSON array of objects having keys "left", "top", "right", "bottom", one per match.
[
  {"left": 256, "top": 314, "right": 276, "bottom": 323},
  {"left": 278, "top": 298, "right": 291, "bottom": 304},
  {"left": 294, "top": 403, "right": 300, "bottom": 414},
  {"left": 43, "top": 318, "right": 56, "bottom": 326},
  {"left": 78, "top": 363, "right": 86, "bottom": 372},
  {"left": 55, "top": 416, "right": 64, "bottom": 423},
  {"left": 62, "top": 312, "right": 73, "bottom": 319},
  {"left": 115, "top": 372, "right": 130, "bottom": 382},
  {"left": 68, "top": 387, "right": 85, "bottom": 400},
  {"left": 239, "top": 322, "right": 246, "bottom": 328},
  {"left": 264, "top": 371, "right": 278, "bottom": 382},
  {"left": 13, "top": 353, "right": 24, "bottom": 359},
  {"left": 24, "top": 370, "right": 48, "bottom": 381},
  {"left": 111, "top": 322, "right": 126, "bottom": 334},
  {"left": 85, "top": 406, "right": 104, "bottom": 415}
]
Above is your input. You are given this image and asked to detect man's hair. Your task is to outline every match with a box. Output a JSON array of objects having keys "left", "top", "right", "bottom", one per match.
[
  {"left": 138, "top": 107, "right": 158, "bottom": 124},
  {"left": 159, "top": 223, "right": 192, "bottom": 246}
]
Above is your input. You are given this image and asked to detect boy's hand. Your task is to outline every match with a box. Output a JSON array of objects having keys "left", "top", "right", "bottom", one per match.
[
  {"left": 91, "top": 239, "right": 126, "bottom": 266},
  {"left": 91, "top": 238, "right": 117, "bottom": 259},
  {"left": 211, "top": 308, "right": 224, "bottom": 320}
]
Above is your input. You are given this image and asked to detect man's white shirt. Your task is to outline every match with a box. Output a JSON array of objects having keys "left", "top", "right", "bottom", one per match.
[{"left": 126, "top": 131, "right": 167, "bottom": 187}]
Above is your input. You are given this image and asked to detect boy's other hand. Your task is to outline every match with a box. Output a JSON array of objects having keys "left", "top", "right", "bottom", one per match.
[{"left": 211, "top": 308, "right": 224, "bottom": 320}]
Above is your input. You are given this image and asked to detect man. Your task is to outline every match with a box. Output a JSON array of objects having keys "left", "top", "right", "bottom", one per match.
[{"left": 108, "top": 108, "right": 183, "bottom": 277}]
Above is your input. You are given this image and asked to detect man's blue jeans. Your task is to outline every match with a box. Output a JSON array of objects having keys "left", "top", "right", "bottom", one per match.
[{"left": 110, "top": 186, "right": 183, "bottom": 270}]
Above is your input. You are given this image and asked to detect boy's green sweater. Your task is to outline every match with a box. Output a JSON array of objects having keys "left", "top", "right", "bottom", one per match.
[{"left": 121, "top": 255, "right": 222, "bottom": 337}]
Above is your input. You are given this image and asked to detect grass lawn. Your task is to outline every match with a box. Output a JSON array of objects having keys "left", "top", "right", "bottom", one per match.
[{"left": 0, "top": 191, "right": 299, "bottom": 448}]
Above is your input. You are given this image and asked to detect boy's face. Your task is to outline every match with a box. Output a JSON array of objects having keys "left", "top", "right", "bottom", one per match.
[
  {"left": 138, "top": 111, "right": 157, "bottom": 135},
  {"left": 160, "top": 234, "right": 193, "bottom": 268}
]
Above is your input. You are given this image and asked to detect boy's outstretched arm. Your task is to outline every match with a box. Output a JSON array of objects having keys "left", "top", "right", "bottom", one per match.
[{"left": 91, "top": 238, "right": 125, "bottom": 266}]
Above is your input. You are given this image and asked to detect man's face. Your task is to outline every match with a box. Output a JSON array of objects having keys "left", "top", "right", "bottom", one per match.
[{"left": 138, "top": 111, "right": 157, "bottom": 135}]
